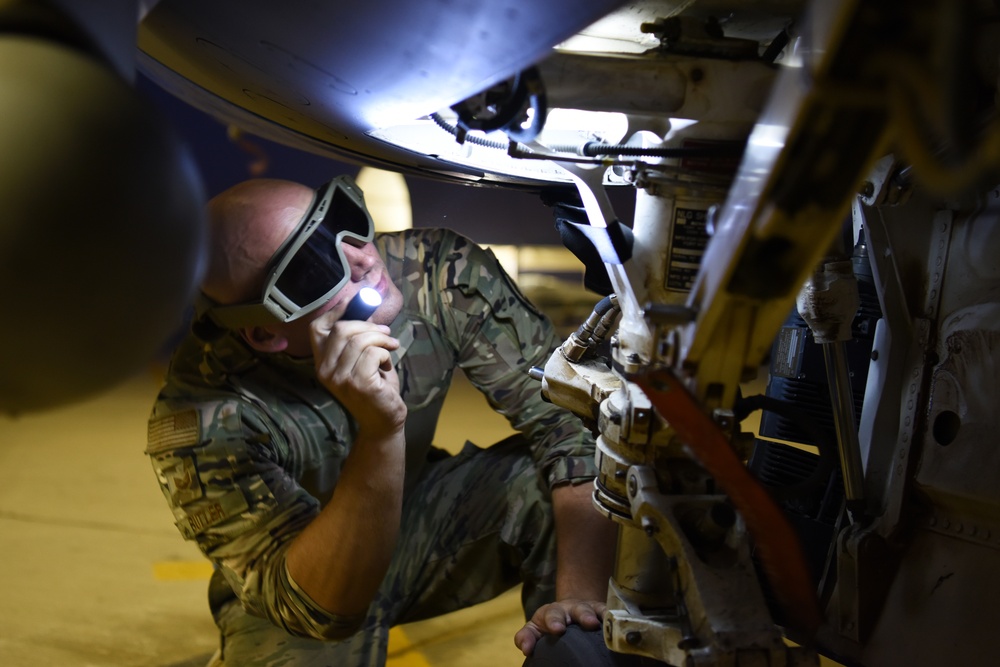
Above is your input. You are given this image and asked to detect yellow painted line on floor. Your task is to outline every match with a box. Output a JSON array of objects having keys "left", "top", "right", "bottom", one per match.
[
  {"left": 152, "top": 560, "right": 215, "bottom": 581},
  {"left": 386, "top": 627, "right": 432, "bottom": 667}
]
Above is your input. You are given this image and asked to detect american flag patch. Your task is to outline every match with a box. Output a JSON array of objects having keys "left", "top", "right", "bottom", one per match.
[{"left": 146, "top": 410, "right": 200, "bottom": 453}]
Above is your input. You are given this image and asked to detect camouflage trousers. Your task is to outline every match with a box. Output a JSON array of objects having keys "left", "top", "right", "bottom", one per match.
[{"left": 214, "top": 435, "right": 558, "bottom": 666}]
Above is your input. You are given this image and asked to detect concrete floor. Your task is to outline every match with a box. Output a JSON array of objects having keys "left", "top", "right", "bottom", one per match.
[
  {"left": 0, "top": 369, "right": 526, "bottom": 667},
  {"left": 0, "top": 360, "right": 841, "bottom": 667}
]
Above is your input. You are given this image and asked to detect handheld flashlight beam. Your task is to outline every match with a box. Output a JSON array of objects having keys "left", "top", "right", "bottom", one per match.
[{"left": 340, "top": 287, "right": 383, "bottom": 321}]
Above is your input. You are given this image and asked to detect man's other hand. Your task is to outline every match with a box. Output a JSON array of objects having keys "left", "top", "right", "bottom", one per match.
[{"left": 514, "top": 598, "right": 606, "bottom": 656}]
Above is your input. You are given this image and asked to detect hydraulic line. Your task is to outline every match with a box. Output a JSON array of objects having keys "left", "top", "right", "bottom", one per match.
[
  {"left": 430, "top": 112, "right": 746, "bottom": 160},
  {"left": 579, "top": 141, "right": 745, "bottom": 159},
  {"left": 560, "top": 294, "right": 620, "bottom": 362}
]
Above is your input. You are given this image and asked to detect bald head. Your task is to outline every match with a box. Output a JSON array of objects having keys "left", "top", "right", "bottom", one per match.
[{"left": 202, "top": 178, "right": 314, "bottom": 305}]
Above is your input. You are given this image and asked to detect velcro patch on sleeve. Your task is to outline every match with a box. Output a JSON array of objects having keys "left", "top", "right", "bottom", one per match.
[
  {"left": 175, "top": 488, "right": 251, "bottom": 539},
  {"left": 146, "top": 410, "right": 200, "bottom": 454},
  {"left": 162, "top": 456, "right": 204, "bottom": 506}
]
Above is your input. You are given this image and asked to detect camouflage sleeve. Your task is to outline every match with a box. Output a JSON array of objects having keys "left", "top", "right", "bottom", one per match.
[
  {"left": 146, "top": 397, "right": 365, "bottom": 640},
  {"left": 434, "top": 231, "right": 598, "bottom": 488}
]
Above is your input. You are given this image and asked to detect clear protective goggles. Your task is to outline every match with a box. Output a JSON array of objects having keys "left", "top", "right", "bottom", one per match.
[{"left": 203, "top": 175, "right": 375, "bottom": 328}]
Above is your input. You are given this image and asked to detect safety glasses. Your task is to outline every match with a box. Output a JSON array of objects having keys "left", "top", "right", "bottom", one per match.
[{"left": 204, "top": 175, "right": 375, "bottom": 328}]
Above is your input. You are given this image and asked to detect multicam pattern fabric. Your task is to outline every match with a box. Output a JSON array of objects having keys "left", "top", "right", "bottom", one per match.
[{"left": 146, "top": 228, "right": 598, "bottom": 664}]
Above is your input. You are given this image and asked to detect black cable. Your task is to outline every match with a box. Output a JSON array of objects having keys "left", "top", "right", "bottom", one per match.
[
  {"left": 580, "top": 141, "right": 745, "bottom": 159},
  {"left": 429, "top": 112, "right": 509, "bottom": 150},
  {"left": 430, "top": 112, "right": 746, "bottom": 161},
  {"left": 760, "top": 28, "right": 790, "bottom": 64}
]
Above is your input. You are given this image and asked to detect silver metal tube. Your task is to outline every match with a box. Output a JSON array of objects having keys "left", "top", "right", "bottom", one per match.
[{"left": 822, "top": 341, "right": 866, "bottom": 505}]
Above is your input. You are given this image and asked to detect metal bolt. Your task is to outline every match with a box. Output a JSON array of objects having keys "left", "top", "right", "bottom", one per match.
[
  {"left": 712, "top": 409, "right": 733, "bottom": 429},
  {"left": 626, "top": 631, "right": 643, "bottom": 646},
  {"left": 641, "top": 515, "right": 658, "bottom": 536},
  {"left": 628, "top": 474, "right": 638, "bottom": 498}
]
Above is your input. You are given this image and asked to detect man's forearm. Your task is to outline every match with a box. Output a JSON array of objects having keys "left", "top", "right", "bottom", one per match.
[
  {"left": 551, "top": 481, "right": 617, "bottom": 601},
  {"left": 285, "top": 429, "right": 406, "bottom": 616}
]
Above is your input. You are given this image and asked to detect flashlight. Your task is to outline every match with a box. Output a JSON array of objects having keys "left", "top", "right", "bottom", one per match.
[{"left": 340, "top": 287, "right": 383, "bottom": 321}]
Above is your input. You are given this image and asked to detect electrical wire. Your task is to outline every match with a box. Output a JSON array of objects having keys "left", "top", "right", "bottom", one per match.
[
  {"left": 429, "top": 113, "right": 747, "bottom": 161},
  {"left": 429, "top": 112, "right": 509, "bottom": 150}
]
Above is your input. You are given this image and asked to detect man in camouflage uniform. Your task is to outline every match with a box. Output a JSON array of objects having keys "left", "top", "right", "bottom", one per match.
[{"left": 146, "top": 176, "right": 616, "bottom": 666}]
